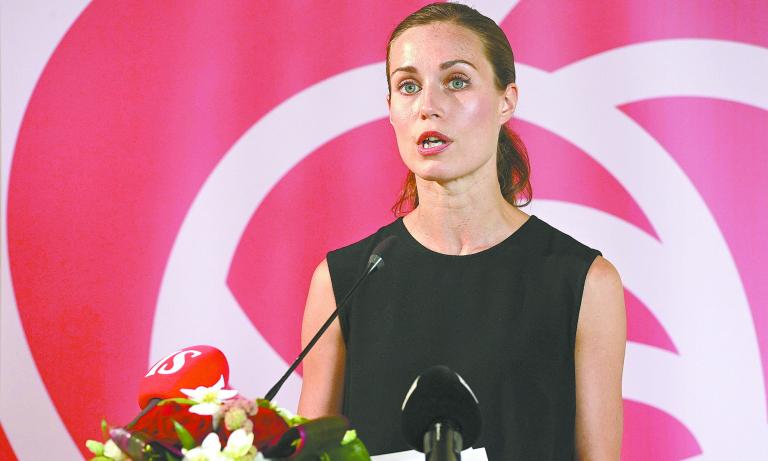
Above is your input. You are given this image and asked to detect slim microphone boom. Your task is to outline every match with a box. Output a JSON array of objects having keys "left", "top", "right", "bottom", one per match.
[
  {"left": 264, "top": 235, "right": 397, "bottom": 401},
  {"left": 401, "top": 365, "right": 482, "bottom": 461}
]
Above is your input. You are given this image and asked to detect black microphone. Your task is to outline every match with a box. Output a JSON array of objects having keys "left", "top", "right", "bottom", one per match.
[
  {"left": 264, "top": 235, "right": 397, "bottom": 401},
  {"left": 401, "top": 365, "right": 482, "bottom": 461}
]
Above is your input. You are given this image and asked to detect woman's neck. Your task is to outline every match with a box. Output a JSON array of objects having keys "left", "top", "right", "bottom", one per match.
[{"left": 403, "top": 175, "right": 529, "bottom": 256}]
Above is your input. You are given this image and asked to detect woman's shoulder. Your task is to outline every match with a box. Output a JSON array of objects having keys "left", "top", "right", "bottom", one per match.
[
  {"left": 326, "top": 218, "right": 402, "bottom": 271},
  {"left": 526, "top": 214, "right": 602, "bottom": 262}
]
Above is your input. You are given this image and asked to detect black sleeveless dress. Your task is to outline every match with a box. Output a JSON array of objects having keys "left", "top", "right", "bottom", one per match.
[{"left": 326, "top": 215, "right": 601, "bottom": 460}]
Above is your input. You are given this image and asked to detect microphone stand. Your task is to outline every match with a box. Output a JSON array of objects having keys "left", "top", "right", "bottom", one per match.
[
  {"left": 424, "top": 421, "right": 463, "bottom": 461},
  {"left": 264, "top": 256, "right": 384, "bottom": 401}
]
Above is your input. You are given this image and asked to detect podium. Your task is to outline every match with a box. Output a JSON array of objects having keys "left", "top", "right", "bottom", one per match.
[{"left": 371, "top": 447, "right": 488, "bottom": 460}]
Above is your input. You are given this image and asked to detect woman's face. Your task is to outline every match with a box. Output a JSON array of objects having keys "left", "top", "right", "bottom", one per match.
[{"left": 387, "top": 22, "right": 516, "bottom": 185}]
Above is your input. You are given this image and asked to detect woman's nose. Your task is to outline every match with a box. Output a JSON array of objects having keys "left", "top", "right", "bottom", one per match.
[{"left": 418, "top": 84, "right": 444, "bottom": 119}]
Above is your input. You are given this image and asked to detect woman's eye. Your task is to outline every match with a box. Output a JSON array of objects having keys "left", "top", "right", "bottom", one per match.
[
  {"left": 449, "top": 77, "right": 469, "bottom": 90},
  {"left": 400, "top": 82, "right": 421, "bottom": 94}
]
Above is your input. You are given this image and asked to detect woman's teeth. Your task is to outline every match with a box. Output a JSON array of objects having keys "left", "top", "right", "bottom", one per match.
[{"left": 422, "top": 138, "right": 445, "bottom": 148}]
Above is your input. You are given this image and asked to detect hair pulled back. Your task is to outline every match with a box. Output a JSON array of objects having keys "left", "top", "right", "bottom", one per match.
[{"left": 386, "top": 2, "right": 532, "bottom": 216}]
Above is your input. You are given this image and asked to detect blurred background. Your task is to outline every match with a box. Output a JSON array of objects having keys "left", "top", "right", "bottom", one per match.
[{"left": 2, "top": 1, "right": 767, "bottom": 459}]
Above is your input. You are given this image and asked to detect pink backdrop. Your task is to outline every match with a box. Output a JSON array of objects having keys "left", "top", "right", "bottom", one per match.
[{"left": 2, "top": 1, "right": 767, "bottom": 459}]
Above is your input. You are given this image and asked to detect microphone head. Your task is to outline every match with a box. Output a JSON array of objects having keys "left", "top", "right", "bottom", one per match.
[
  {"left": 138, "top": 345, "right": 229, "bottom": 409},
  {"left": 367, "top": 235, "right": 398, "bottom": 273},
  {"left": 401, "top": 365, "right": 482, "bottom": 451}
]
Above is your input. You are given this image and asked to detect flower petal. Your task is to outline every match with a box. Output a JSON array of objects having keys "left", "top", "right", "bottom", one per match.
[
  {"left": 201, "top": 432, "right": 222, "bottom": 451},
  {"left": 180, "top": 386, "right": 207, "bottom": 400},
  {"left": 223, "top": 429, "right": 254, "bottom": 457},
  {"left": 182, "top": 446, "right": 207, "bottom": 461},
  {"left": 104, "top": 440, "right": 127, "bottom": 461},
  {"left": 190, "top": 402, "right": 222, "bottom": 415},
  {"left": 217, "top": 389, "right": 238, "bottom": 400}
]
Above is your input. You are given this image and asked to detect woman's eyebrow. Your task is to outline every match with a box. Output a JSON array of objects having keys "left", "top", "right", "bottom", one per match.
[
  {"left": 440, "top": 59, "right": 476, "bottom": 70},
  {"left": 390, "top": 59, "right": 477, "bottom": 78}
]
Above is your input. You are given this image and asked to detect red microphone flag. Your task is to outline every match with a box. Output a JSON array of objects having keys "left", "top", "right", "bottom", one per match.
[{"left": 138, "top": 345, "right": 230, "bottom": 409}]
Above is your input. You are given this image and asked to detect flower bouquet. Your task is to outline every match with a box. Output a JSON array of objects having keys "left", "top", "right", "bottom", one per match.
[{"left": 86, "top": 346, "right": 369, "bottom": 461}]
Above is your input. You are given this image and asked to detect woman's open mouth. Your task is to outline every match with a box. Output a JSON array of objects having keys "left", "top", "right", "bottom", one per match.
[{"left": 417, "top": 131, "right": 453, "bottom": 156}]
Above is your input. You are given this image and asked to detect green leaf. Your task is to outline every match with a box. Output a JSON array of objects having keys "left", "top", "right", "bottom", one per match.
[
  {"left": 158, "top": 397, "right": 196, "bottom": 406},
  {"left": 171, "top": 419, "right": 197, "bottom": 450},
  {"left": 90, "top": 457, "right": 112, "bottom": 461},
  {"left": 323, "top": 438, "right": 371, "bottom": 461},
  {"left": 341, "top": 430, "right": 357, "bottom": 446},
  {"left": 164, "top": 451, "right": 182, "bottom": 461},
  {"left": 101, "top": 419, "right": 109, "bottom": 439},
  {"left": 287, "top": 414, "right": 310, "bottom": 427},
  {"left": 85, "top": 440, "right": 104, "bottom": 455}
]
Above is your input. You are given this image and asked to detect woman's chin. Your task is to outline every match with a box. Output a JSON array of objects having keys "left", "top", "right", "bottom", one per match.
[
  {"left": 412, "top": 166, "right": 452, "bottom": 183},
  {"left": 407, "top": 153, "right": 495, "bottom": 186},
  {"left": 412, "top": 160, "right": 482, "bottom": 182}
]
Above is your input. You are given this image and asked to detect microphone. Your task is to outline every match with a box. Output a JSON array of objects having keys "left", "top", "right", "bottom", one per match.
[
  {"left": 264, "top": 235, "right": 397, "bottom": 401},
  {"left": 365, "top": 235, "right": 394, "bottom": 274},
  {"left": 128, "top": 345, "right": 229, "bottom": 440},
  {"left": 401, "top": 365, "right": 482, "bottom": 461}
]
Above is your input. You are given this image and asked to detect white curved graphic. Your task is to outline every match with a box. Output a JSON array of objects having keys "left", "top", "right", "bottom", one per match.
[{"left": 154, "top": 40, "right": 768, "bottom": 459}]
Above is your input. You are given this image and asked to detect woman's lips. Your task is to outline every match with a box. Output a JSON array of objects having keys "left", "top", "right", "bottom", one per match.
[
  {"left": 416, "top": 131, "right": 452, "bottom": 156},
  {"left": 417, "top": 141, "right": 452, "bottom": 156}
]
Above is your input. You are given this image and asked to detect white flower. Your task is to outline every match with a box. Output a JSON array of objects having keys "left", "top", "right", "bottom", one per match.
[
  {"left": 182, "top": 432, "right": 225, "bottom": 461},
  {"left": 222, "top": 429, "right": 255, "bottom": 460},
  {"left": 180, "top": 375, "right": 238, "bottom": 416},
  {"left": 103, "top": 440, "right": 128, "bottom": 461},
  {"left": 182, "top": 430, "right": 261, "bottom": 461}
]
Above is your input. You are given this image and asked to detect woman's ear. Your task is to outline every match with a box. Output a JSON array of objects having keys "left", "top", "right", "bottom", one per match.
[
  {"left": 386, "top": 94, "right": 393, "bottom": 125},
  {"left": 499, "top": 82, "right": 518, "bottom": 124}
]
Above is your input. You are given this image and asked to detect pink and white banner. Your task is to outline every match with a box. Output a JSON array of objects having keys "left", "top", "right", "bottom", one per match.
[{"left": 2, "top": 1, "right": 767, "bottom": 459}]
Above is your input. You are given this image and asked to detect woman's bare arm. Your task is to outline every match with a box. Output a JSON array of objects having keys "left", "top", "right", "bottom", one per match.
[
  {"left": 574, "top": 256, "right": 627, "bottom": 460},
  {"left": 297, "top": 258, "right": 346, "bottom": 417}
]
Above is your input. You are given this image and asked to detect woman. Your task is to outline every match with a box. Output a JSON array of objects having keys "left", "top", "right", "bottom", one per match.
[{"left": 298, "top": 3, "right": 625, "bottom": 460}]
